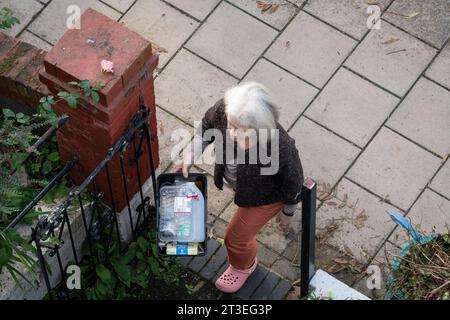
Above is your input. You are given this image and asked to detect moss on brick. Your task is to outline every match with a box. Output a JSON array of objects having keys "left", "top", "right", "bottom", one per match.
[
  {"left": 0, "top": 41, "right": 35, "bottom": 75},
  {"left": 0, "top": 52, "right": 20, "bottom": 74}
]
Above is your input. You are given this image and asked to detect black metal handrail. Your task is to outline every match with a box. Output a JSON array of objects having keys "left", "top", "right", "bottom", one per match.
[{"left": 300, "top": 177, "right": 317, "bottom": 298}]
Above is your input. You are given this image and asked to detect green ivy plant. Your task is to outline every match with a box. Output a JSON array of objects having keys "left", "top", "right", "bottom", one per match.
[
  {"left": 0, "top": 108, "right": 57, "bottom": 219},
  {"left": 0, "top": 107, "right": 60, "bottom": 286},
  {"left": 0, "top": 80, "right": 103, "bottom": 284},
  {"left": 0, "top": 229, "right": 39, "bottom": 288},
  {"left": 80, "top": 230, "right": 162, "bottom": 300},
  {"left": 0, "top": 7, "right": 20, "bottom": 30},
  {"left": 39, "top": 79, "right": 104, "bottom": 115},
  {"left": 67, "top": 80, "right": 104, "bottom": 105}
]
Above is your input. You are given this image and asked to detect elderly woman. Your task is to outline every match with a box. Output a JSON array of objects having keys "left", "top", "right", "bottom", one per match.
[{"left": 175, "top": 82, "right": 304, "bottom": 293}]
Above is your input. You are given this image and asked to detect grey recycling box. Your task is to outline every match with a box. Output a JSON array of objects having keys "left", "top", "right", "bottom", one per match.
[{"left": 156, "top": 173, "right": 207, "bottom": 256}]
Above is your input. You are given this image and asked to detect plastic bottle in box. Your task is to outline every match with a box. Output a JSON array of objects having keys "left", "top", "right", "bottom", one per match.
[{"left": 158, "top": 180, "right": 205, "bottom": 243}]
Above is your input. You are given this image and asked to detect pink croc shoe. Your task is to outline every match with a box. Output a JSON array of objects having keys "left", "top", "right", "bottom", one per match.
[{"left": 215, "top": 258, "right": 258, "bottom": 293}]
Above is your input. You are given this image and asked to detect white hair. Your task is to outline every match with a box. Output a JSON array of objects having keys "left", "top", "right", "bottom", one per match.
[{"left": 224, "top": 82, "right": 279, "bottom": 131}]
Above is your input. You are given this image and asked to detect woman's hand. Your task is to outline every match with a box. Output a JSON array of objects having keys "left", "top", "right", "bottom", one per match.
[
  {"left": 173, "top": 151, "right": 194, "bottom": 178},
  {"left": 275, "top": 210, "right": 293, "bottom": 235}
]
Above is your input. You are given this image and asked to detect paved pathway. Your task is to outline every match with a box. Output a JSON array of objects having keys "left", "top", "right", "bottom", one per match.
[{"left": 1, "top": 0, "right": 449, "bottom": 299}]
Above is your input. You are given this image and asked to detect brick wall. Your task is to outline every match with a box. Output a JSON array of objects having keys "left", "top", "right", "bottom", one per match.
[{"left": 0, "top": 32, "right": 49, "bottom": 110}]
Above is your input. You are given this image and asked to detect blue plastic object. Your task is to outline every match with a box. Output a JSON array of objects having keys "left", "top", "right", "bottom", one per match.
[
  {"left": 385, "top": 211, "right": 438, "bottom": 299},
  {"left": 389, "top": 211, "right": 423, "bottom": 242}
]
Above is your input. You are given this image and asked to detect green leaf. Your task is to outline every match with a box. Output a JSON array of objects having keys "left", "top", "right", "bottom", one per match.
[
  {"left": 113, "top": 263, "right": 131, "bottom": 287},
  {"left": 42, "top": 102, "right": 52, "bottom": 112},
  {"left": 121, "top": 243, "right": 137, "bottom": 264},
  {"left": 15, "top": 113, "right": 24, "bottom": 119},
  {"left": 57, "top": 91, "right": 69, "bottom": 98},
  {"left": 2, "top": 108, "right": 15, "bottom": 118},
  {"left": 66, "top": 94, "right": 78, "bottom": 108},
  {"left": 95, "top": 278, "right": 108, "bottom": 296},
  {"left": 115, "top": 284, "right": 127, "bottom": 299},
  {"left": 148, "top": 256, "right": 160, "bottom": 276},
  {"left": 150, "top": 243, "right": 158, "bottom": 258},
  {"left": 31, "top": 163, "right": 41, "bottom": 173},
  {"left": 137, "top": 236, "right": 149, "bottom": 252},
  {"left": 94, "top": 81, "right": 105, "bottom": 90},
  {"left": 16, "top": 115, "right": 29, "bottom": 124},
  {"left": 96, "top": 264, "right": 112, "bottom": 284},
  {"left": 0, "top": 248, "right": 11, "bottom": 267},
  {"left": 21, "top": 210, "right": 40, "bottom": 225},
  {"left": 42, "top": 180, "right": 70, "bottom": 203},
  {"left": 78, "top": 80, "right": 91, "bottom": 91},
  {"left": 5, "top": 229, "right": 22, "bottom": 243},
  {"left": 45, "top": 236, "right": 62, "bottom": 246},
  {"left": 136, "top": 251, "right": 144, "bottom": 261},
  {"left": 42, "top": 160, "right": 53, "bottom": 175},
  {"left": 48, "top": 152, "right": 59, "bottom": 162},
  {"left": 11, "top": 152, "right": 27, "bottom": 169},
  {"left": 91, "top": 91, "right": 100, "bottom": 103},
  {"left": 131, "top": 271, "right": 148, "bottom": 288}
]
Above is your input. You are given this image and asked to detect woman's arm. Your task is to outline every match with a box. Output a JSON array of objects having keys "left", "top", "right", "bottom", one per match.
[
  {"left": 190, "top": 99, "right": 221, "bottom": 161},
  {"left": 176, "top": 100, "right": 222, "bottom": 176},
  {"left": 279, "top": 141, "right": 304, "bottom": 215}
]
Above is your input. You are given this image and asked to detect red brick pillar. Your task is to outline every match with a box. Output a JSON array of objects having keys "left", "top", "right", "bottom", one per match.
[{"left": 39, "top": 8, "right": 159, "bottom": 212}]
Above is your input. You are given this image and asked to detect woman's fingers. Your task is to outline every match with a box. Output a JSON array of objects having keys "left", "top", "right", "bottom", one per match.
[
  {"left": 182, "top": 163, "right": 190, "bottom": 178},
  {"left": 173, "top": 161, "right": 190, "bottom": 178},
  {"left": 179, "top": 151, "right": 194, "bottom": 178},
  {"left": 173, "top": 163, "right": 182, "bottom": 172}
]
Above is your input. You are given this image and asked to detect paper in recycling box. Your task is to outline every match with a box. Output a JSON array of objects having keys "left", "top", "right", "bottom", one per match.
[{"left": 156, "top": 173, "right": 207, "bottom": 256}]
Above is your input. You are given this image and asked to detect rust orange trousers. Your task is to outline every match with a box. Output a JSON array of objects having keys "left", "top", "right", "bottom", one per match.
[{"left": 224, "top": 201, "right": 284, "bottom": 270}]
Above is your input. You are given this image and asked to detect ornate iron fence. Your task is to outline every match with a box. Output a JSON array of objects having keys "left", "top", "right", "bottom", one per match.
[{"left": 6, "top": 98, "right": 158, "bottom": 299}]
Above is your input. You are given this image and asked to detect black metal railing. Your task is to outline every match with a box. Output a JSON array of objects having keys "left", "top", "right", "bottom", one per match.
[
  {"left": 300, "top": 177, "right": 317, "bottom": 298},
  {"left": 5, "top": 97, "right": 158, "bottom": 299},
  {"left": 31, "top": 100, "right": 157, "bottom": 299}
]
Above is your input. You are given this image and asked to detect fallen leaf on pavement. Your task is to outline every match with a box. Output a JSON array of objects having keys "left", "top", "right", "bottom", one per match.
[
  {"left": 292, "top": 279, "right": 301, "bottom": 286},
  {"left": 151, "top": 41, "right": 168, "bottom": 53},
  {"left": 332, "top": 258, "right": 349, "bottom": 265},
  {"left": 256, "top": 1, "right": 281, "bottom": 15},
  {"left": 404, "top": 12, "right": 420, "bottom": 19},
  {"left": 327, "top": 264, "right": 346, "bottom": 274},
  {"left": 382, "top": 37, "right": 400, "bottom": 45},
  {"left": 286, "top": 285, "right": 300, "bottom": 300},
  {"left": 192, "top": 281, "right": 205, "bottom": 293},
  {"left": 207, "top": 227, "right": 215, "bottom": 239},
  {"left": 353, "top": 209, "right": 368, "bottom": 229},
  {"left": 343, "top": 245, "right": 354, "bottom": 257}
]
